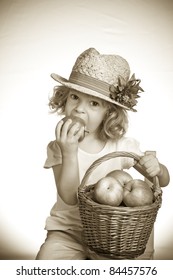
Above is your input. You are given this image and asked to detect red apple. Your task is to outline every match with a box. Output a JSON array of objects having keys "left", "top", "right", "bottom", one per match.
[
  {"left": 123, "top": 179, "right": 154, "bottom": 207},
  {"left": 94, "top": 176, "right": 124, "bottom": 206},
  {"left": 62, "top": 116, "right": 86, "bottom": 141},
  {"left": 106, "top": 170, "right": 133, "bottom": 186}
]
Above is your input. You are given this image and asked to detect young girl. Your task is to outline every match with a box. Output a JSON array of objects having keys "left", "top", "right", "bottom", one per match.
[{"left": 36, "top": 48, "right": 170, "bottom": 260}]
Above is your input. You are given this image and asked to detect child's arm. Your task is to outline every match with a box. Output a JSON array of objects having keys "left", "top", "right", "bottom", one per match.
[
  {"left": 52, "top": 155, "right": 79, "bottom": 205},
  {"left": 139, "top": 154, "right": 170, "bottom": 188},
  {"left": 52, "top": 118, "right": 84, "bottom": 205}
]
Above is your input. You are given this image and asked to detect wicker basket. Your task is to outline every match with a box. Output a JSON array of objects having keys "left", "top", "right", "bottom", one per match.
[{"left": 78, "top": 151, "right": 162, "bottom": 259}]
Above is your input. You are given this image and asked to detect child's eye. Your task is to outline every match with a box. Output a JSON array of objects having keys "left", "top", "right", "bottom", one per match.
[
  {"left": 90, "top": 101, "right": 100, "bottom": 107},
  {"left": 70, "top": 94, "right": 79, "bottom": 100}
]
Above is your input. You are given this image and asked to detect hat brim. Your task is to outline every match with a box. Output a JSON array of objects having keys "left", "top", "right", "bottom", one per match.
[{"left": 51, "top": 73, "right": 130, "bottom": 110}]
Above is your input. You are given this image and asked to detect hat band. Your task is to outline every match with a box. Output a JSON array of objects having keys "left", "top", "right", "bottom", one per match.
[{"left": 69, "top": 71, "right": 110, "bottom": 97}]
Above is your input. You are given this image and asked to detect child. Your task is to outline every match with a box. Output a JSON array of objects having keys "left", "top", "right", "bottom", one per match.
[{"left": 36, "top": 48, "right": 170, "bottom": 260}]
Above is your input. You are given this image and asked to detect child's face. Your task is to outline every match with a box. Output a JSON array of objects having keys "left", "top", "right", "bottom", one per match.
[{"left": 65, "top": 89, "right": 108, "bottom": 135}]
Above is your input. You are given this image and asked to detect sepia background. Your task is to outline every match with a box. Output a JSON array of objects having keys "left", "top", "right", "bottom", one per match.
[{"left": 0, "top": 0, "right": 173, "bottom": 259}]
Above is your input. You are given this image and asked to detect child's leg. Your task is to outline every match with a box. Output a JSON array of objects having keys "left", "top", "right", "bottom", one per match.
[{"left": 36, "top": 230, "right": 87, "bottom": 260}]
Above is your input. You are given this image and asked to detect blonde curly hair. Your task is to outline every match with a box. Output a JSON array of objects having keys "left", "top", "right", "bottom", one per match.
[{"left": 48, "top": 86, "right": 128, "bottom": 141}]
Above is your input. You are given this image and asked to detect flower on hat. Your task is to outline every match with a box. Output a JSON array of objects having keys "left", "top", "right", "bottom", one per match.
[{"left": 109, "top": 74, "right": 144, "bottom": 112}]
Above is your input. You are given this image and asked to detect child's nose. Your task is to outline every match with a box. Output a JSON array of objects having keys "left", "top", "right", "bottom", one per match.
[{"left": 75, "top": 101, "right": 86, "bottom": 113}]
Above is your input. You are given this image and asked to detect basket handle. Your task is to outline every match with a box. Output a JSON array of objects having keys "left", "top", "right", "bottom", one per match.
[{"left": 79, "top": 151, "right": 161, "bottom": 196}]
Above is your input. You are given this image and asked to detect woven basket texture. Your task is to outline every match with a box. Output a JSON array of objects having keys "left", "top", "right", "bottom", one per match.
[{"left": 78, "top": 152, "right": 162, "bottom": 259}]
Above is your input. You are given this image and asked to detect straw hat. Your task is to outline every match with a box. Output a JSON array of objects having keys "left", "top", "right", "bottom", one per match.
[{"left": 51, "top": 48, "right": 143, "bottom": 112}]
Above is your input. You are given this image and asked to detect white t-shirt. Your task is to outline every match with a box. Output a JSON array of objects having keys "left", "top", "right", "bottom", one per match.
[{"left": 44, "top": 137, "right": 143, "bottom": 231}]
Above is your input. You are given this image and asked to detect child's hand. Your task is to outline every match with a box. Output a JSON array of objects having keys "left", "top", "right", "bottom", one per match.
[
  {"left": 139, "top": 154, "right": 162, "bottom": 178},
  {"left": 55, "top": 118, "right": 84, "bottom": 155}
]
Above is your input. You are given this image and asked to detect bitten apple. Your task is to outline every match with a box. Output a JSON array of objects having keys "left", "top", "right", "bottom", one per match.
[
  {"left": 106, "top": 170, "right": 133, "bottom": 186},
  {"left": 94, "top": 176, "right": 124, "bottom": 206},
  {"left": 123, "top": 179, "right": 154, "bottom": 207},
  {"left": 61, "top": 116, "right": 86, "bottom": 141}
]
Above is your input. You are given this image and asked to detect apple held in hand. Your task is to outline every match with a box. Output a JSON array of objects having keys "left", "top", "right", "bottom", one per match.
[
  {"left": 123, "top": 179, "right": 154, "bottom": 207},
  {"left": 62, "top": 116, "right": 86, "bottom": 141},
  {"left": 106, "top": 170, "right": 133, "bottom": 186},
  {"left": 94, "top": 177, "right": 124, "bottom": 206}
]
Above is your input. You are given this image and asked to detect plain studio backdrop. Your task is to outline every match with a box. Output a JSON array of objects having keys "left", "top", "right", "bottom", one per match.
[{"left": 0, "top": 0, "right": 173, "bottom": 260}]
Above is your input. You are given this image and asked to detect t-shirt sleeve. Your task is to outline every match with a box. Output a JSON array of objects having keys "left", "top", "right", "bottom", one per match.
[
  {"left": 117, "top": 137, "right": 144, "bottom": 169},
  {"left": 44, "top": 141, "right": 62, "bottom": 168}
]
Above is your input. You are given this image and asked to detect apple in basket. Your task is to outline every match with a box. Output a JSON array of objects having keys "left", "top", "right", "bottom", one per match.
[
  {"left": 123, "top": 179, "right": 154, "bottom": 207},
  {"left": 106, "top": 170, "right": 133, "bottom": 186},
  {"left": 61, "top": 116, "right": 86, "bottom": 141},
  {"left": 94, "top": 177, "right": 124, "bottom": 206}
]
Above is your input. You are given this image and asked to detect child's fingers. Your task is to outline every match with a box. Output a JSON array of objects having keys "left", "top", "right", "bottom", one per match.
[
  {"left": 55, "top": 119, "right": 71, "bottom": 140},
  {"left": 73, "top": 125, "right": 85, "bottom": 141},
  {"left": 60, "top": 118, "right": 72, "bottom": 139},
  {"left": 55, "top": 120, "right": 63, "bottom": 140},
  {"left": 56, "top": 118, "right": 84, "bottom": 141},
  {"left": 67, "top": 122, "right": 81, "bottom": 137},
  {"left": 139, "top": 155, "right": 159, "bottom": 169},
  {"left": 139, "top": 154, "right": 153, "bottom": 165},
  {"left": 139, "top": 154, "right": 160, "bottom": 177},
  {"left": 146, "top": 167, "right": 159, "bottom": 177}
]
